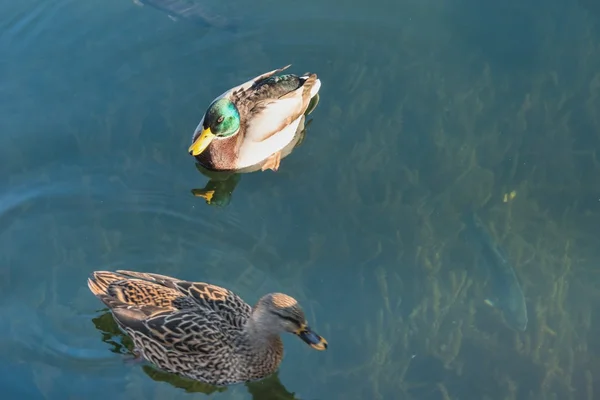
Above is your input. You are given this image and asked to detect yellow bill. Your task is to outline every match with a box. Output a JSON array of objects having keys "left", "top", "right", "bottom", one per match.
[{"left": 188, "top": 128, "right": 216, "bottom": 156}]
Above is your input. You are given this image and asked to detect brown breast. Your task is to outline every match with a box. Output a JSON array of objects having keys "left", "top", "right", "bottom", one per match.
[{"left": 194, "top": 133, "right": 243, "bottom": 171}]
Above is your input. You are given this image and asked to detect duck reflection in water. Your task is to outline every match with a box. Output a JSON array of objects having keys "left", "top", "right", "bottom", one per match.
[{"left": 92, "top": 310, "right": 311, "bottom": 399}]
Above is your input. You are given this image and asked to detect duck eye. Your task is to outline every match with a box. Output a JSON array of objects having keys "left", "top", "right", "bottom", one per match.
[
  {"left": 281, "top": 316, "right": 297, "bottom": 324},
  {"left": 217, "top": 116, "right": 224, "bottom": 124},
  {"left": 272, "top": 312, "right": 299, "bottom": 326}
]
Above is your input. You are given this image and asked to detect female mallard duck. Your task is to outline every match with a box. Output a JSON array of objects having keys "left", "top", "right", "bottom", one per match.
[
  {"left": 87, "top": 269, "right": 327, "bottom": 386},
  {"left": 188, "top": 65, "right": 321, "bottom": 172}
]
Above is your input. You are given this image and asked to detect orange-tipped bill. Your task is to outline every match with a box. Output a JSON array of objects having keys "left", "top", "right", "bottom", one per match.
[{"left": 296, "top": 325, "right": 328, "bottom": 350}]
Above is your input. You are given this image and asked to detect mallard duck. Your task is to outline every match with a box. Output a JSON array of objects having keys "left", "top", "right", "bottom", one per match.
[
  {"left": 87, "top": 270, "right": 328, "bottom": 386},
  {"left": 190, "top": 112, "right": 313, "bottom": 206},
  {"left": 188, "top": 65, "right": 321, "bottom": 172}
]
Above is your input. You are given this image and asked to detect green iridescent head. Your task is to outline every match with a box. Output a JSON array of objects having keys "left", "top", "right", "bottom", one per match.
[
  {"left": 204, "top": 98, "right": 241, "bottom": 137},
  {"left": 188, "top": 98, "right": 241, "bottom": 156}
]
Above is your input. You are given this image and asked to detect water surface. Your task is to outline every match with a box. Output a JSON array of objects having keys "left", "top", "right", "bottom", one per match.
[{"left": 2, "top": 0, "right": 600, "bottom": 399}]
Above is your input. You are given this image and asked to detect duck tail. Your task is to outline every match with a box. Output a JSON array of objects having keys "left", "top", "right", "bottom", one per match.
[{"left": 300, "top": 73, "right": 321, "bottom": 102}]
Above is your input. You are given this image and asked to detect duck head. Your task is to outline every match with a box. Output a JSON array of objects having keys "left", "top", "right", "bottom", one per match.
[
  {"left": 189, "top": 98, "right": 241, "bottom": 156},
  {"left": 252, "top": 293, "right": 328, "bottom": 351}
]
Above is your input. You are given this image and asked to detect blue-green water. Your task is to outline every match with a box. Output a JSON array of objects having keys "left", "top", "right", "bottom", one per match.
[{"left": 2, "top": 0, "right": 600, "bottom": 399}]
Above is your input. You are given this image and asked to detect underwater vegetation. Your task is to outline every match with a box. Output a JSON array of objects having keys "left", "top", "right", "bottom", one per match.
[
  {"left": 11, "top": 0, "right": 599, "bottom": 398},
  {"left": 283, "top": 2, "right": 600, "bottom": 399}
]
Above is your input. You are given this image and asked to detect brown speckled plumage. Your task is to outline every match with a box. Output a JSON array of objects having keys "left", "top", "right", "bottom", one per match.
[
  {"left": 87, "top": 269, "right": 325, "bottom": 386},
  {"left": 191, "top": 65, "right": 321, "bottom": 171}
]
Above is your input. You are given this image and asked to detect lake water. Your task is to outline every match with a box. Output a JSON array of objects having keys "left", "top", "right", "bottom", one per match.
[{"left": 2, "top": 0, "right": 600, "bottom": 399}]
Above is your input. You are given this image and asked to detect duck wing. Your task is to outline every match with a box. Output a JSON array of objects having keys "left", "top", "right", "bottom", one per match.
[
  {"left": 87, "top": 270, "right": 195, "bottom": 311},
  {"left": 240, "top": 72, "right": 320, "bottom": 144},
  {"left": 213, "top": 65, "right": 294, "bottom": 103},
  {"left": 109, "top": 270, "right": 252, "bottom": 329}
]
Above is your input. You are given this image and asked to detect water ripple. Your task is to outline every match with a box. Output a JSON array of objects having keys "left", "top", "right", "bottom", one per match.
[
  {"left": 1, "top": 0, "right": 78, "bottom": 50},
  {"left": 0, "top": 305, "right": 123, "bottom": 373}
]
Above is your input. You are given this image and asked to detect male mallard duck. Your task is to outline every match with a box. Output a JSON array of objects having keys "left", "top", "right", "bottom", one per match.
[
  {"left": 87, "top": 270, "right": 328, "bottom": 386},
  {"left": 188, "top": 65, "right": 321, "bottom": 172}
]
